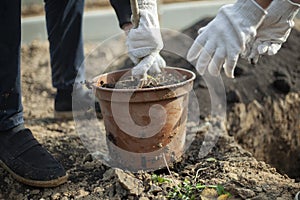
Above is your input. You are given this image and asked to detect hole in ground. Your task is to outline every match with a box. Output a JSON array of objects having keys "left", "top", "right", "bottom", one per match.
[{"left": 228, "top": 93, "right": 300, "bottom": 182}]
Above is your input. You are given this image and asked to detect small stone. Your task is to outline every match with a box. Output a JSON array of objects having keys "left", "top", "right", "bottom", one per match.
[
  {"left": 218, "top": 194, "right": 231, "bottom": 200},
  {"left": 255, "top": 187, "right": 263, "bottom": 192},
  {"left": 115, "top": 169, "right": 144, "bottom": 196},
  {"left": 103, "top": 169, "right": 115, "bottom": 180},
  {"left": 201, "top": 188, "right": 218, "bottom": 198},
  {"left": 31, "top": 189, "right": 40, "bottom": 195},
  {"left": 75, "top": 189, "right": 89, "bottom": 199},
  {"left": 51, "top": 193, "right": 61, "bottom": 200},
  {"left": 94, "top": 187, "right": 104, "bottom": 193},
  {"left": 83, "top": 153, "right": 93, "bottom": 163},
  {"left": 227, "top": 172, "right": 239, "bottom": 181},
  {"left": 251, "top": 194, "right": 269, "bottom": 200},
  {"left": 127, "top": 196, "right": 135, "bottom": 200},
  {"left": 84, "top": 161, "right": 96, "bottom": 169},
  {"left": 43, "top": 190, "right": 53, "bottom": 197},
  {"left": 41, "top": 91, "right": 48, "bottom": 97},
  {"left": 148, "top": 184, "right": 162, "bottom": 193},
  {"left": 139, "top": 197, "right": 150, "bottom": 200},
  {"left": 236, "top": 188, "right": 256, "bottom": 199}
]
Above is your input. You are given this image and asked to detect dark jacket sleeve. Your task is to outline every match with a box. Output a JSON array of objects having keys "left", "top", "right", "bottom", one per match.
[{"left": 110, "top": 0, "right": 132, "bottom": 28}]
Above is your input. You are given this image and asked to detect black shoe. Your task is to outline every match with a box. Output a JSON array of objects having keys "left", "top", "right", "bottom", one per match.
[
  {"left": 0, "top": 126, "right": 68, "bottom": 187},
  {"left": 54, "top": 87, "right": 102, "bottom": 119}
]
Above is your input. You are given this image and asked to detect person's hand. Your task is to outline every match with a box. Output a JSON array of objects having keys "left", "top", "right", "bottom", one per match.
[
  {"left": 244, "top": 0, "right": 300, "bottom": 64},
  {"left": 126, "top": 0, "right": 166, "bottom": 78},
  {"left": 187, "top": 0, "right": 266, "bottom": 78},
  {"left": 130, "top": 53, "right": 166, "bottom": 76}
]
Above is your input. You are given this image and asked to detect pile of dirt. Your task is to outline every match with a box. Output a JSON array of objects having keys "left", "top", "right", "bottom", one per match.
[
  {"left": 177, "top": 17, "right": 300, "bottom": 182},
  {"left": 0, "top": 19, "right": 299, "bottom": 199},
  {"left": 228, "top": 93, "right": 300, "bottom": 181}
]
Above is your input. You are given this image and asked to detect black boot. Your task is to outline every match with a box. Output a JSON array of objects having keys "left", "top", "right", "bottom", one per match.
[
  {"left": 54, "top": 88, "right": 73, "bottom": 119},
  {"left": 54, "top": 87, "right": 101, "bottom": 119},
  {"left": 0, "top": 125, "right": 68, "bottom": 187}
]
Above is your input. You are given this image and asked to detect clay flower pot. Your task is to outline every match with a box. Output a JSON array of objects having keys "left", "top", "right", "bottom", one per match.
[{"left": 93, "top": 67, "right": 195, "bottom": 171}]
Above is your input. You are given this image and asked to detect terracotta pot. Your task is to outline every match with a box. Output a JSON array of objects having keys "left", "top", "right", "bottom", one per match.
[{"left": 93, "top": 67, "right": 195, "bottom": 171}]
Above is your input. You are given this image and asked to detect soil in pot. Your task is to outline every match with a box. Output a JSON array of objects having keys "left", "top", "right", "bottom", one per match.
[{"left": 98, "top": 70, "right": 188, "bottom": 89}]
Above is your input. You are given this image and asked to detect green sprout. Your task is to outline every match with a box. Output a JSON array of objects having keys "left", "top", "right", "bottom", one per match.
[
  {"left": 167, "top": 180, "right": 231, "bottom": 200},
  {"left": 151, "top": 174, "right": 171, "bottom": 184}
]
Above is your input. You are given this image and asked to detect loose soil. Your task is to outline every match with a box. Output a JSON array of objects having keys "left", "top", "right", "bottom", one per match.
[{"left": 0, "top": 19, "right": 299, "bottom": 199}]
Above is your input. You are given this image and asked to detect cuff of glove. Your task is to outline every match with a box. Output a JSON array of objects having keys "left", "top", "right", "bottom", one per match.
[
  {"left": 268, "top": 0, "right": 300, "bottom": 18},
  {"left": 288, "top": 0, "right": 300, "bottom": 7},
  {"left": 229, "top": 0, "right": 267, "bottom": 26},
  {"left": 136, "top": 6, "right": 161, "bottom": 29},
  {"left": 137, "top": 0, "right": 157, "bottom": 10}
]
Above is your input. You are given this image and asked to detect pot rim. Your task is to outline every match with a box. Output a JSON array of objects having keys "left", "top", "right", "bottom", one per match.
[{"left": 92, "top": 67, "right": 196, "bottom": 93}]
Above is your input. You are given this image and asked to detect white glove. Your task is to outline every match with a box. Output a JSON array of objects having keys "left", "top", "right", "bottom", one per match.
[
  {"left": 187, "top": 0, "right": 266, "bottom": 78},
  {"left": 245, "top": 0, "right": 300, "bottom": 64},
  {"left": 126, "top": 0, "right": 166, "bottom": 78},
  {"left": 130, "top": 52, "right": 166, "bottom": 76}
]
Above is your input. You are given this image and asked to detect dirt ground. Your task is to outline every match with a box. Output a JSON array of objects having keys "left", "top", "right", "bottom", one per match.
[{"left": 0, "top": 17, "right": 300, "bottom": 200}]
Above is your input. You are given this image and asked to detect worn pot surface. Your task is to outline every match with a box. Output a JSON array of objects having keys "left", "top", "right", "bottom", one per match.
[{"left": 93, "top": 67, "right": 195, "bottom": 171}]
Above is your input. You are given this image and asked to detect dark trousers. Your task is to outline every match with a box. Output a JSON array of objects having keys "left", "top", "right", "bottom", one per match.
[{"left": 0, "top": 0, "right": 85, "bottom": 130}]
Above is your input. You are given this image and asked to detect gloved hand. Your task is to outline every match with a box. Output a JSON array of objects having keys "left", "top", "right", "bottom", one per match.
[
  {"left": 126, "top": 0, "right": 166, "bottom": 78},
  {"left": 129, "top": 53, "right": 166, "bottom": 76},
  {"left": 187, "top": 0, "right": 267, "bottom": 78},
  {"left": 244, "top": 0, "right": 300, "bottom": 64}
]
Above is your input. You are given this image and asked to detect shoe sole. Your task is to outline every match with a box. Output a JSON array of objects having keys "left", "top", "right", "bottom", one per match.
[
  {"left": 0, "top": 160, "right": 68, "bottom": 188},
  {"left": 54, "top": 110, "right": 74, "bottom": 120}
]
